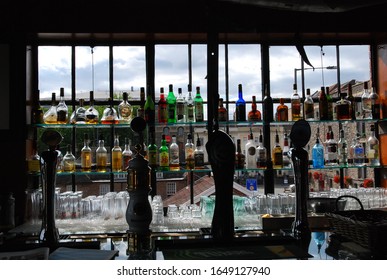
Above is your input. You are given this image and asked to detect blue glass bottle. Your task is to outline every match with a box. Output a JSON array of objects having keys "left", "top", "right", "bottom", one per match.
[
  {"left": 312, "top": 136, "right": 324, "bottom": 168},
  {"left": 235, "top": 84, "right": 246, "bottom": 121}
]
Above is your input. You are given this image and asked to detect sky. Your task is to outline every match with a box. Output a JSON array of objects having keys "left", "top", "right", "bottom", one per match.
[{"left": 38, "top": 44, "right": 370, "bottom": 106}]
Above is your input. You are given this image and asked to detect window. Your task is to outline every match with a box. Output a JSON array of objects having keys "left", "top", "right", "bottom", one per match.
[
  {"left": 99, "top": 184, "right": 110, "bottom": 196},
  {"left": 166, "top": 182, "right": 177, "bottom": 196}
]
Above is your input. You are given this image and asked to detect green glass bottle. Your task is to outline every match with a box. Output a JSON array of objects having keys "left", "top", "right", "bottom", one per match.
[
  {"left": 159, "top": 134, "right": 169, "bottom": 171},
  {"left": 194, "top": 86, "right": 204, "bottom": 122},
  {"left": 166, "top": 84, "right": 176, "bottom": 123},
  {"left": 144, "top": 86, "right": 155, "bottom": 125},
  {"left": 148, "top": 132, "right": 158, "bottom": 169}
]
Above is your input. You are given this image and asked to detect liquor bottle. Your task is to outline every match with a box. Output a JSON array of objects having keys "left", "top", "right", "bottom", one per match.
[
  {"left": 158, "top": 87, "right": 168, "bottom": 123},
  {"left": 276, "top": 98, "right": 288, "bottom": 121},
  {"left": 55, "top": 145, "right": 63, "bottom": 173},
  {"left": 256, "top": 129, "right": 267, "bottom": 169},
  {"left": 96, "top": 134, "right": 108, "bottom": 172},
  {"left": 27, "top": 141, "right": 41, "bottom": 174},
  {"left": 247, "top": 95, "right": 262, "bottom": 122},
  {"left": 73, "top": 98, "right": 87, "bottom": 124},
  {"left": 304, "top": 88, "right": 314, "bottom": 120},
  {"left": 43, "top": 92, "right": 58, "bottom": 124},
  {"left": 369, "top": 87, "right": 381, "bottom": 120},
  {"left": 263, "top": 85, "right": 273, "bottom": 122},
  {"left": 81, "top": 133, "right": 92, "bottom": 172},
  {"left": 111, "top": 135, "right": 122, "bottom": 172},
  {"left": 185, "top": 133, "right": 195, "bottom": 170},
  {"left": 282, "top": 132, "right": 290, "bottom": 168},
  {"left": 319, "top": 86, "right": 329, "bottom": 121},
  {"left": 147, "top": 134, "right": 158, "bottom": 169},
  {"left": 272, "top": 130, "right": 283, "bottom": 168},
  {"left": 325, "top": 128, "right": 338, "bottom": 166},
  {"left": 166, "top": 84, "right": 176, "bottom": 123},
  {"left": 85, "top": 91, "right": 99, "bottom": 124},
  {"left": 194, "top": 135, "right": 205, "bottom": 169},
  {"left": 159, "top": 134, "right": 169, "bottom": 171},
  {"left": 361, "top": 81, "right": 372, "bottom": 119},
  {"left": 235, "top": 139, "right": 245, "bottom": 169},
  {"left": 354, "top": 134, "right": 365, "bottom": 166},
  {"left": 338, "top": 129, "right": 348, "bottom": 167},
  {"left": 169, "top": 135, "right": 180, "bottom": 171},
  {"left": 366, "top": 124, "right": 380, "bottom": 166},
  {"left": 235, "top": 84, "right": 246, "bottom": 121},
  {"left": 62, "top": 144, "right": 76, "bottom": 173},
  {"left": 194, "top": 86, "right": 204, "bottom": 122},
  {"left": 144, "top": 87, "right": 155, "bottom": 124},
  {"left": 245, "top": 130, "right": 256, "bottom": 169},
  {"left": 118, "top": 91, "right": 132, "bottom": 124},
  {"left": 101, "top": 97, "right": 119, "bottom": 124},
  {"left": 346, "top": 83, "right": 357, "bottom": 120},
  {"left": 312, "top": 130, "right": 324, "bottom": 168},
  {"left": 56, "top": 87, "right": 69, "bottom": 124},
  {"left": 31, "top": 90, "right": 44, "bottom": 125},
  {"left": 137, "top": 87, "right": 145, "bottom": 118},
  {"left": 218, "top": 98, "right": 227, "bottom": 122},
  {"left": 326, "top": 86, "right": 333, "bottom": 120},
  {"left": 291, "top": 83, "right": 301, "bottom": 121},
  {"left": 176, "top": 87, "right": 186, "bottom": 122},
  {"left": 121, "top": 138, "right": 132, "bottom": 171},
  {"left": 186, "top": 84, "right": 195, "bottom": 122},
  {"left": 336, "top": 92, "right": 351, "bottom": 121}
]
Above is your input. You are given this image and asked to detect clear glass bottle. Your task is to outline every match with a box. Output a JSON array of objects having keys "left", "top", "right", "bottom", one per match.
[
  {"left": 169, "top": 135, "right": 180, "bottom": 171},
  {"left": 85, "top": 91, "right": 100, "bottom": 124},
  {"left": 235, "top": 139, "right": 245, "bottom": 169},
  {"left": 96, "top": 134, "right": 108, "bottom": 172},
  {"left": 282, "top": 132, "right": 290, "bottom": 168},
  {"left": 81, "top": 133, "right": 92, "bottom": 172},
  {"left": 176, "top": 87, "right": 186, "bottom": 123},
  {"left": 312, "top": 130, "right": 324, "bottom": 168},
  {"left": 158, "top": 87, "right": 168, "bottom": 123},
  {"left": 291, "top": 83, "right": 301, "bottom": 121},
  {"left": 73, "top": 98, "right": 87, "bottom": 124},
  {"left": 272, "top": 130, "right": 283, "bottom": 168},
  {"left": 122, "top": 138, "right": 133, "bottom": 170},
  {"left": 353, "top": 134, "right": 365, "bottom": 166},
  {"left": 118, "top": 91, "right": 132, "bottom": 124},
  {"left": 369, "top": 87, "right": 381, "bottom": 120},
  {"left": 276, "top": 98, "right": 288, "bottom": 121},
  {"left": 144, "top": 87, "right": 155, "bottom": 124},
  {"left": 56, "top": 145, "right": 64, "bottom": 173},
  {"left": 256, "top": 129, "right": 267, "bottom": 169},
  {"left": 338, "top": 129, "right": 348, "bottom": 167},
  {"left": 166, "top": 84, "right": 176, "bottom": 123},
  {"left": 235, "top": 84, "right": 246, "bottom": 121},
  {"left": 304, "top": 88, "right": 314, "bottom": 120},
  {"left": 248, "top": 95, "right": 261, "bottom": 122},
  {"left": 111, "top": 135, "right": 122, "bottom": 172},
  {"left": 186, "top": 84, "right": 195, "bottom": 122},
  {"left": 194, "top": 135, "right": 205, "bottom": 169},
  {"left": 101, "top": 98, "right": 119, "bottom": 124},
  {"left": 194, "top": 86, "right": 204, "bottom": 122},
  {"left": 319, "top": 86, "right": 329, "bottom": 121},
  {"left": 62, "top": 144, "right": 76, "bottom": 173},
  {"left": 245, "top": 131, "right": 256, "bottom": 169},
  {"left": 218, "top": 98, "right": 227, "bottom": 122},
  {"left": 43, "top": 92, "right": 58, "bottom": 124},
  {"left": 159, "top": 134, "right": 169, "bottom": 171},
  {"left": 147, "top": 134, "right": 157, "bottom": 169},
  {"left": 366, "top": 124, "right": 380, "bottom": 166},
  {"left": 185, "top": 133, "right": 195, "bottom": 170},
  {"left": 336, "top": 92, "right": 351, "bottom": 121},
  {"left": 325, "top": 128, "right": 338, "bottom": 166},
  {"left": 361, "top": 81, "right": 372, "bottom": 119},
  {"left": 56, "top": 87, "right": 68, "bottom": 124},
  {"left": 137, "top": 87, "right": 145, "bottom": 118}
]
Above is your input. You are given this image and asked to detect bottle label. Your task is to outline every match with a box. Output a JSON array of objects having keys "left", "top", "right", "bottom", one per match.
[
  {"left": 159, "top": 107, "right": 168, "bottom": 123},
  {"left": 159, "top": 152, "right": 169, "bottom": 167},
  {"left": 170, "top": 149, "right": 179, "bottom": 164},
  {"left": 247, "top": 146, "right": 256, "bottom": 156},
  {"left": 187, "top": 106, "right": 195, "bottom": 121},
  {"left": 195, "top": 105, "right": 204, "bottom": 122},
  {"left": 273, "top": 152, "right": 283, "bottom": 166},
  {"left": 176, "top": 104, "right": 185, "bottom": 121},
  {"left": 148, "top": 151, "right": 157, "bottom": 167},
  {"left": 194, "top": 153, "right": 204, "bottom": 168},
  {"left": 218, "top": 111, "right": 227, "bottom": 121},
  {"left": 28, "top": 160, "right": 40, "bottom": 173}
]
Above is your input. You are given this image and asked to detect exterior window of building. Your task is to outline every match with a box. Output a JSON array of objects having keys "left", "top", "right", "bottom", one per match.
[
  {"left": 99, "top": 184, "right": 110, "bottom": 196},
  {"left": 166, "top": 182, "right": 177, "bottom": 197}
]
